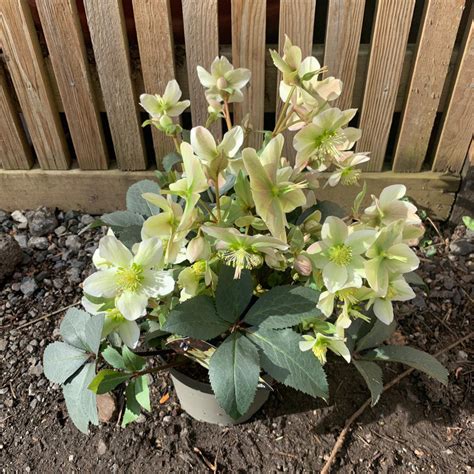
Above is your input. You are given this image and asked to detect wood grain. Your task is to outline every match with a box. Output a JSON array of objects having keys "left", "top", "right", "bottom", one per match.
[
  {"left": 356, "top": 0, "right": 415, "bottom": 171},
  {"left": 231, "top": 0, "right": 266, "bottom": 148},
  {"left": 0, "top": 67, "right": 33, "bottom": 170},
  {"left": 133, "top": 0, "right": 176, "bottom": 166},
  {"left": 432, "top": 7, "right": 473, "bottom": 174},
  {"left": 392, "top": 0, "right": 465, "bottom": 172},
  {"left": 0, "top": 167, "right": 458, "bottom": 220},
  {"left": 36, "top": 0, "right": 108, "bottom": 170},
  {"left": 83, "top": 0, "right": 146, "bottom": 170},
  {"left": 182, "top": 0, "right": 221, "bottom": 137},
  {"left": 0, "top": 0, "right": 70, "bottom": 170},
  {"left": 449, "top": 139, "right": 473, "bottom": 224},
  {"left": 324, "top": 0, "right": 365, "bottom": 110},
  {"left": 277, "top": 0, "right": 317, "bottom": 160}
]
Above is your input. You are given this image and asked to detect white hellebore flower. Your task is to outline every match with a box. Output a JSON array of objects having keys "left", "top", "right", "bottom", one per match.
[
  {"left": 327, "top": 153, "right": 370, "bottom": 187},
  {"left": 307, "top": 217, "right": 376, "bottom": 293},
  {"left": 83, "top": 235, "right": 174, "bottom": 321},
  {"left": 139, "top": 80, "right": 190, "bottom": 119},
  {"left": 191, "top": 125, "right": 244, "bottom": 181},
  {"left": 299, "top": 333, "right": 351, "bottom": 365},
  {"left": 197, "top": 56, "right": 251, "bottom": 103}
]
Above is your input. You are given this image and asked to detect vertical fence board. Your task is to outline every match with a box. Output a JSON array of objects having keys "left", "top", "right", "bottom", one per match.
[
  {"left": 133, "top": 0, "right": 176, "bottom": 166},
  {"left": 393, "top": 0, "right": 465, "bottom": 172},
  {"left": 432, "top": 8, "right": 473, "bottom": 174},
  {"left": 37, "top": 0, "right": 108, "bottom": 170},
  {"left": 277, "top": 0, "right": 316, "bottom": 160},
  {"left": 324, "top": 0, "right": 365, "bottom": 110},
  {"left": 0, "top": 0, "right": 70, "bottom": 170},
  {"left": 231, "top": 0, "right": 266, "bottom": 148},
  {"left": 182, "top": 0, "right": 221, "bottom": 137},
  {"left": 0, "top": 68, "right": 33, "bottom": 169},
  {"left": 356, "top": 0, "right": 415, "bottom": 171},
  {"left": 84, "top": 0, "right": 146, "bottom": 170}
]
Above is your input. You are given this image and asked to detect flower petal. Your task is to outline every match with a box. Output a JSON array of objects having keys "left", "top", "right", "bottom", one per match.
[
  {"left": 116, "top": 291, "right": 148, "bottom": 321},
  {"left": 196, "top": 65, "right": 215, "bottom": 88},
  {"left": 299, "top": 339, "right": 316, "bottom": 352},
  {"left": 139, "top": 94, "right": 161, "bottom": 116},
  {"left": 191, "top": 126, "right": 217, "bottom": 160},
  {"left": 226, "top": 68, "right": 251, "bottom": 89},
  {"left": 373, "top": 298, "right": 394, "bottom": 324},
  {"left": 133, "top": 237, "right": 163, "bottom": 268},
  {"left": 142, "top": 270, "right": 175, "bottom": 297},
  {"left": 379, "top": 185, "right": 406, "bottom": 207},
  {"left": 99, "top": 235, "right": 133, "bottom": 268},
  {"left": 323, "top": 262, "right": 348, "bottom": 292},
  {"left": 322, "top": 216, "right": 348, "bottom": 245},
  {"left": 118, "top": 321, "right": 140, "bottom": 348},
  {"left": 83, "top": 269, "right": 119, "bottom": 298},
  {"left": 220, "top": 126, "right": 244, "bottom": 157},
  {"left": 162, "top": 79, "right": 182, "bottom": 105}
]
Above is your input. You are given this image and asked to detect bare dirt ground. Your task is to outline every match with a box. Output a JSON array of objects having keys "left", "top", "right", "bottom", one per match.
[{"left": 1, "top": 208, "right": 472, "bottom": 473}]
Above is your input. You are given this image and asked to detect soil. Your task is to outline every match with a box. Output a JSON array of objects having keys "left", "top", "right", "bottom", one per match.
[{"left": 1, "top": 210, "right": 473, "bottom": 473}]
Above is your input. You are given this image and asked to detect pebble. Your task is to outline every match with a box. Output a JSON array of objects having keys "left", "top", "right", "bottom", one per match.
[
  {"left": 65, "top": 235, "right": 82, "bottom": 252},
  {"left": 28, "top": 208, "right": 58, "bottom": 237},
  {"left": 0, "top": 210, "right": 9, "bottom": 224},
  {"left": 20, "top": 277, "right": 38, "bottom": 297},
  {"left": 97, "top": 439, "right": 107, "bottom": 456},
  {"left": 162, "top": 415, "right": 172, "bottom": 423},
  {"left": 97, "top": 393, "right": 117, "bottom": 422},
  {"left": 66, "top": 267, "right": 82, "bottom": 284},
  {"left": 0, "top": 234, "right": 23, "bottom": 280},
  {"left": 0, "top": 339, "right": 7, "bottom": 351},
  {"left": 54, "top": 225, "right": 67, "bottom": 236},
  {"left": 81, "top": 214, "right": 95, "bottom": 226},
  {"left": 28, "top": 236, "right": 49, "bottom": 250},
  {"left": 14, "top": 234, "right": 28, "bottom": 249},
  {"left": 11, "top": 210, "right": 27, "bottom": 224},
  {"left": 449, "top": 239, "right": 474, "bottom": 256},
  {"left": 28, "top": 363, "right": 43, "bottom": 376},
  {"left": 457, "top": 350, "right": 468, "bottom": 360}
]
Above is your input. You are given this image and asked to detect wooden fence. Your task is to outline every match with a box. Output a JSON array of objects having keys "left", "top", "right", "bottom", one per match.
[{"left": 0, "top": 0, "right": 472, "bottom": 219}]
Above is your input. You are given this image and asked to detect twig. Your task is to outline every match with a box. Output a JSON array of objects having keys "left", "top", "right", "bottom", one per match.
[
  {"left": 15, "top": 301, "right": 81, "bottom": 330},
  {"left": 426, "top": 216, "right": 443, "bottom": 241},
  {"left": 320, "top": 331, "right": 473, "bottom": 474}
]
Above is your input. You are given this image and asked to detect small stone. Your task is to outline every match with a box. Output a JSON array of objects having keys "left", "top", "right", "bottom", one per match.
[
  {"left": 13, "top": 234, "right": 28, "bottom": 249},
  {"left": 65, "top": 235, "right": 82, "bottom": 252},
  {"left": 53, "top": 278, "right": 64, "bottom": 290},
  {"left": 28, "top": 363, "right": 43, "bottom": 376},
  {"left": 28, "top": 208, "right": 58, "bottom": 237},
  {"left": 0, "top": 210, "right": 9, "bottom": 224},
  {"left": 0, "top": 234, "right": 23, "bottom": 280},
  {"left": 27, "top": 236, "right": 49, "bottom": 250},
  {"left": 68, "top": 455, "right": 74, "bottom": 462},
  {"left": 162, "top": 415, "right": 172, "bottom": 423},
  {"left": 11, "top": 210, "right": 27, "bottom": 224},
  {"left": 66, "top": 267, "right": 82, "bottom": 284},
  {"left": 97, "top": 393, "right": 117, "bottom": 422},
  {"left": 457, "top": 350, "right": 468, "bottom": 360},
  {"left": 54, "top": 225, "right": 67, "bottom": 236},
  {"left": 81, "top": 214, "right": 95, "bottom": 226},
  {"left": 449, "top": 239, "right": 474, "bottom": 256},
  {"left": 0, "top": 339, "right": 7, "bottom": 351},
  {"left": 97, "top": 439, "right": 107, "bottom": 456},
  {"left": 20, "top": 277, "right": 38, "bottom": 297}
]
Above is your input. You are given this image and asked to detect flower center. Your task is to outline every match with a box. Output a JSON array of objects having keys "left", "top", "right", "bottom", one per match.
[
  {"left": 116, "top": 263, "right": 143, "bottom": 292},
  {"left": 328, "top": 244, "right": 352, "bottom": 266},
  {"left": 192, "top": 260, "right": 207, "bottom": 276},
  {"left": 219, "top": 246, "right": 263, "bottom": 278},
  {"left": 216, "top": 77, "right": 228, "bottom": 89},
  {"left": 340, "top": 167, "right": 361, "bottom": 186},
  {"left": 312, "top": 342, "right": 328, "bottom": 365}
]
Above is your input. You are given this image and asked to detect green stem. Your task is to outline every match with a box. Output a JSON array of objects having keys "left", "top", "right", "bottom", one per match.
[
  {"left": 133, "top": 359, "right": 187, "bottom": 378},
  {"left": 214, "top": 179, "right": 222, "bottom": 221},
  {"left": 172, "top": 135, "right": 181, "bottom": 154}
]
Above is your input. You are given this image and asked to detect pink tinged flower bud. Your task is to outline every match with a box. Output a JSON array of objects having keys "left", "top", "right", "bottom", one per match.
[
  {"left": 294, "top": 254, "right": 312, "bottom": 276},
  {"left": 216, "top": 77, "right": 228, "bottom": 90}
]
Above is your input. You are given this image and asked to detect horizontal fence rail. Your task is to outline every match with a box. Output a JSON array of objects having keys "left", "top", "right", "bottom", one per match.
[{"left": 0, "top": 0, "right": 472, "bottom": 219}]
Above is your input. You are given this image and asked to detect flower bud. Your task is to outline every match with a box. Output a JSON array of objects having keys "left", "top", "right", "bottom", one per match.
[
  {"left": 216, "top": 77, "right": 228, "bottom": 90},
  {"left": 294, "top": 254, "right": 312, "bottom": 276},
  {"left": 186, "top": 235, "right": 210, "bottom": 263}
]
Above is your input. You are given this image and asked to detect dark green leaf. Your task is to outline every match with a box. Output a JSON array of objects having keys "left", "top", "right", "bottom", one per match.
[
  {"left": 62, "top": 362, "right": 98, "bottom": 434},
  {"left": 135, "top": 375, "right": 150, "bottom": 411},
  {"left": 352, "top": 360, "right": 383, "bottom": 406},
  {"left": 88, "top": 369, "right": 131, "bottom": 394},
  {"left": 404, "top": 272, "right": 428, "bottom": 292},
  {"left": 102, "top": 210, "right": 144, "bottom": 228},
  {"left": 43, "top": 342, "right": 89, "bottom": 384},
  {"left": 122, "top": 380, "right": 141, "bottom": 427},
  {"left": 244, "top": 286, "right": 321, "bottom": 329},
  {"left": 122, "top": 346, "right": 146, "bottom": 372},
  {"left": 126, "top": 180, "right": 161, "bottom": 216},
  {"left": 216, "top": 265, "right": 253, "bottom": 323},
  {"left": 356, "top": 319, "right": 396, "bottom": 352},
  {"left": 116, "top": 225, "right": 143, "bottom": 249},
  {"left": 247, "top": 327, "right": 328, "bottom": 399},
  {"left": 163, "top": 295, "right": 231, "bottom": 340},
  {"left": 101, "top": 346, "right": 127, "bottom": 370},
  {"left": 163, "top": 152, "right": 182, "bottom": 172},
  {"left": 209, "top": 332, "right": 260, "bottom": 419},
  {"left": 361, "top": 345, "right": 449, "bottom": 385}
]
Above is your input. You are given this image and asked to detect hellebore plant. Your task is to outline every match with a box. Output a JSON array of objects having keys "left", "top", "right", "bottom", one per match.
[{"left": 44, "top": 39, "right": 448, "bottom": 433}]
